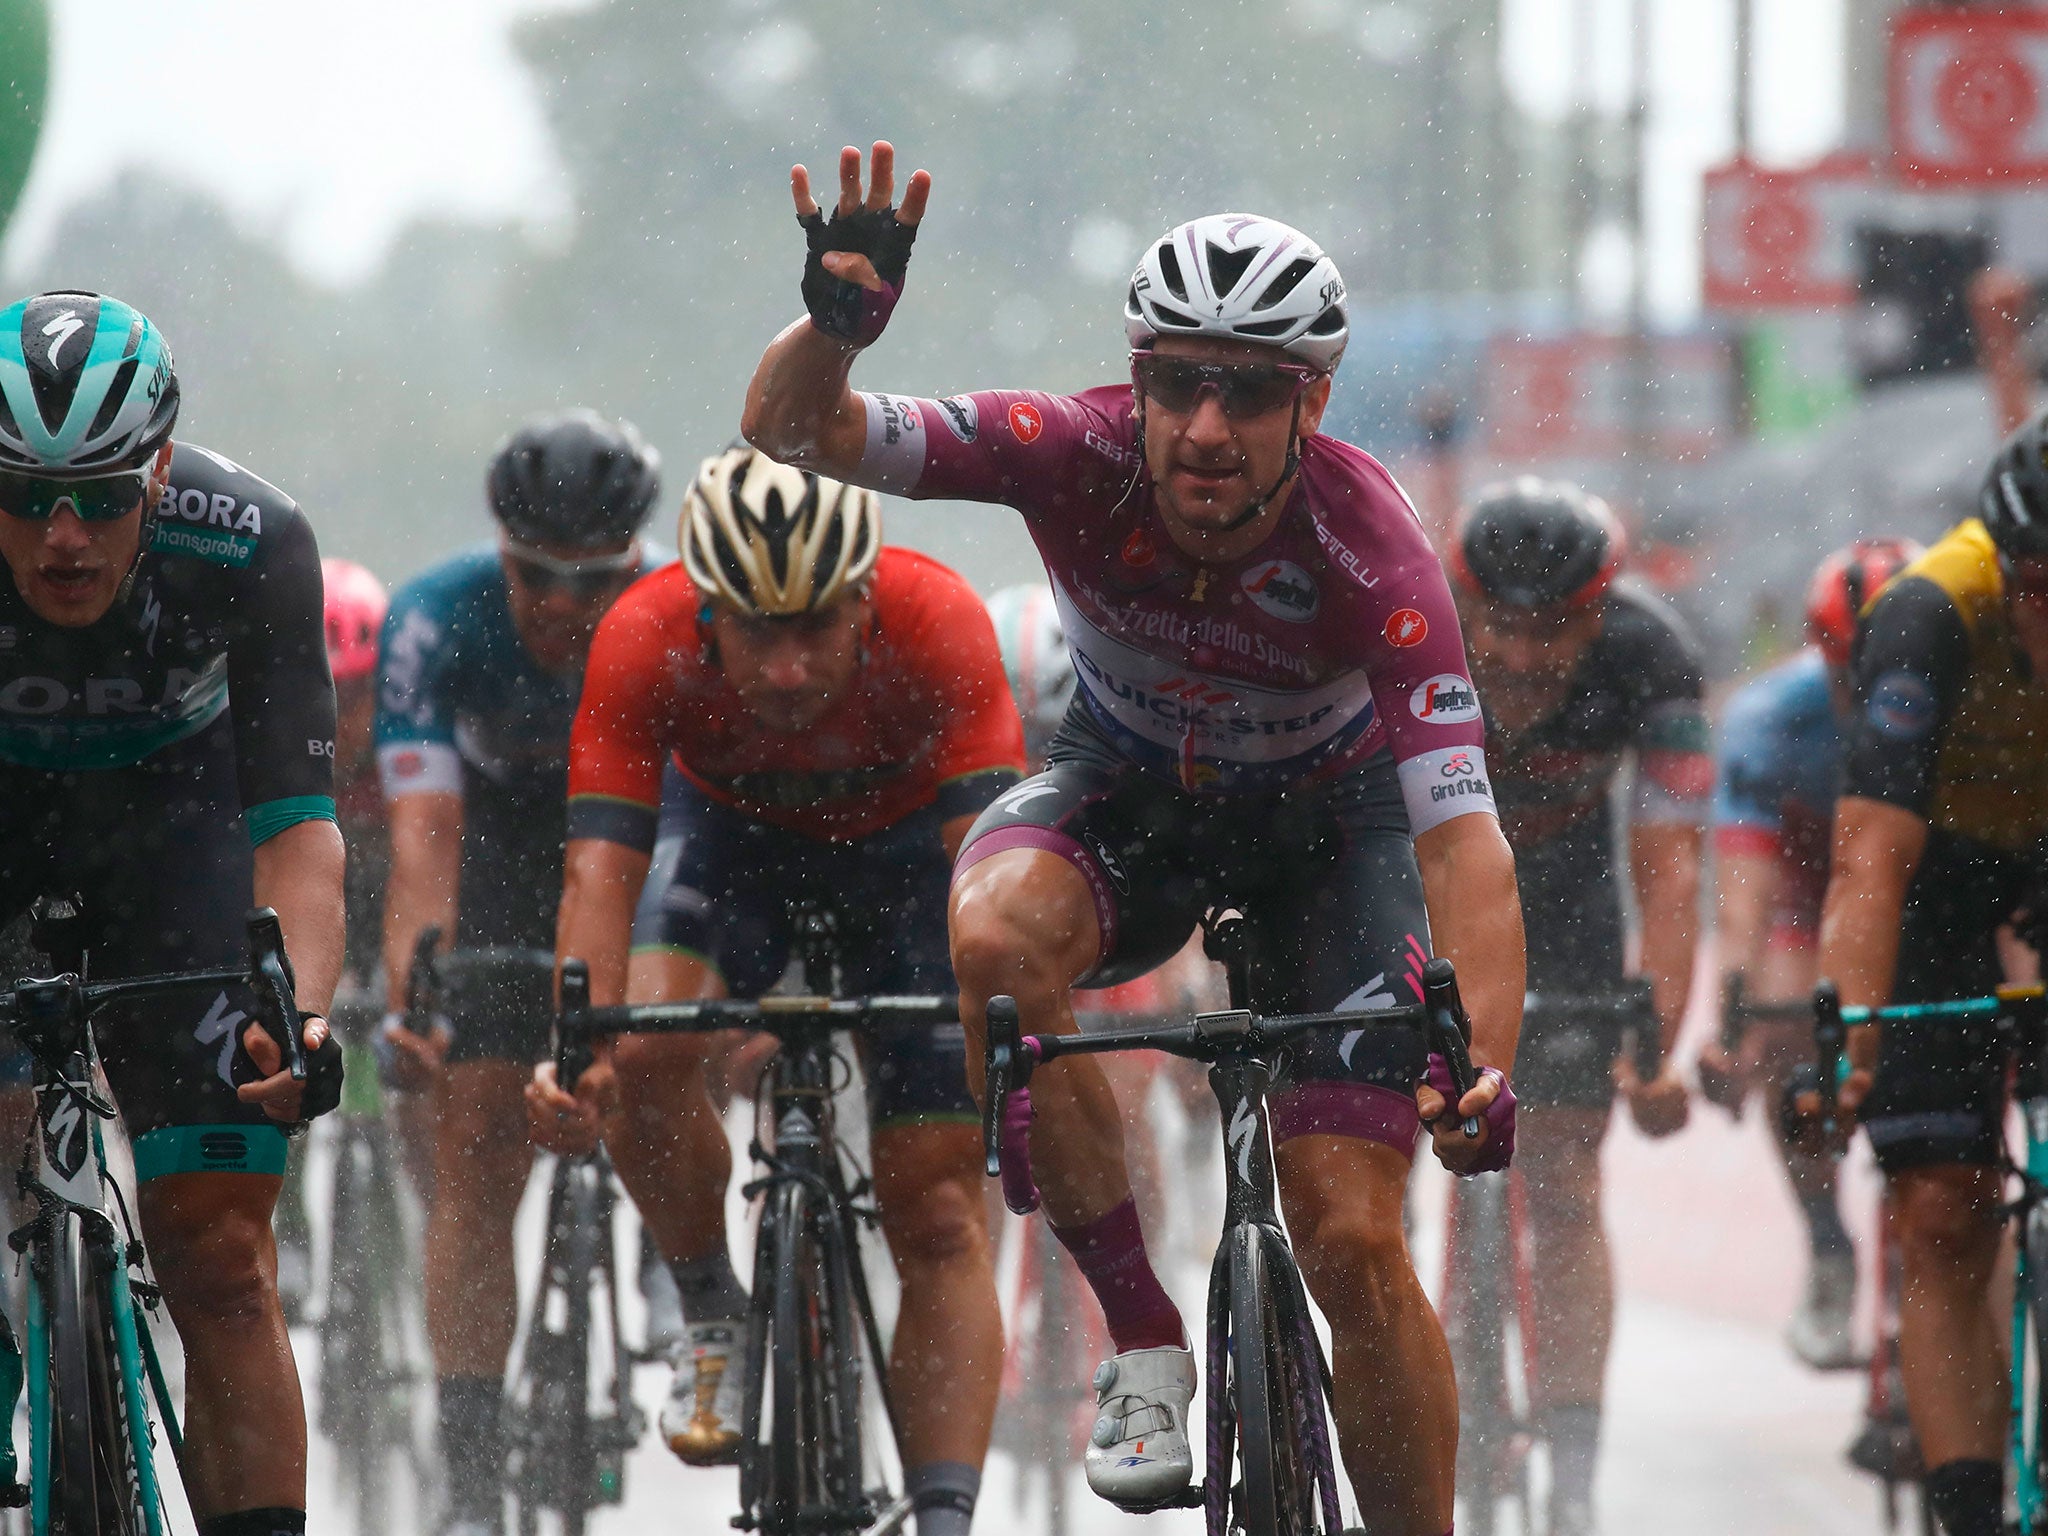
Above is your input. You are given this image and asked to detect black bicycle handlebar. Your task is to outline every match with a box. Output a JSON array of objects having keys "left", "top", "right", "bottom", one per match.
[
  {"left": 1522, "top": 977, "right": 1661, "bottom": 1081},
  {"left": 981, "top": 956, "right": 1483, "bottom": 1180},
  {"left": 551, "top": 956, "right": 957, "bottom": 1092}
]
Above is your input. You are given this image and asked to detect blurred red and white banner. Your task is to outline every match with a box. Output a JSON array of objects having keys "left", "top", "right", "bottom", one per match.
[
  {"left": 1892, "top": 6, "right": 2048, "bottom": 186},
  {"left": 1485, "top": 335, "right": 1734, "bottom": 465},
  {"left": 1701, "top": 155, "right": 1875, "bottom": 310}
]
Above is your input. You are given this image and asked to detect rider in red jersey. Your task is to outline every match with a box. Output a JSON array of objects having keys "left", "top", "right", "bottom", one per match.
[
  {"left": 529, "top": 445, "right": 1023, "bottom": 1536},
  {"left": 742, "top": 143, "right": 1522, "bottom": 1534}
]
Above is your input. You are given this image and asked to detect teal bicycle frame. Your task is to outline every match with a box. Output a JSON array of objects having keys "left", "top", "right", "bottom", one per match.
[
  {"left": 1818, "top": 982, "right": 2048, "bottom": 1533},
  {"left": 15, "top": 1061, "right": 184, "bottom": 1535}
]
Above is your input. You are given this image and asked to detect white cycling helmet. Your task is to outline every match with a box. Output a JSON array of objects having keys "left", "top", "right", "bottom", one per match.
[
  {"left": 1124, "top": 214, "right": 1349, "bottom": 373},
  {"left": 985, "top": 583, "right": 1076, "bottom": 760},
  {"left": 681, "top": 444, "right": 882, "bottom": 616}
]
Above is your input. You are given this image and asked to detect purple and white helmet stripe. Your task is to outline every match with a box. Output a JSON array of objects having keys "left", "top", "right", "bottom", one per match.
[{"left": 1124, "top": 213, "right": 1348, "bottom": 373}]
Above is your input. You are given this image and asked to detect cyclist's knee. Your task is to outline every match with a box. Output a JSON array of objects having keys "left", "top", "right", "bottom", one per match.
[
  {"left": 145, "top": 1195, "right": 274, "bottom": 1323},
  {"left": 1893, "top": 1167, "right": 2001, "bottom": 1270},
  {"left": 948, "top": 856, "right": 1096, "bottom": 1005}
]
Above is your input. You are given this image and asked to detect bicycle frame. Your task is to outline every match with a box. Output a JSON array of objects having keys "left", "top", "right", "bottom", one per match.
[
  {"left": 980, "top": 919, "right": 1482, "bottom": 1535},
  {"left": 1813, "top": 982, "right": 2048, "bottom": 1532},
  {"left": 555, "top": 922, "right": 952, "bottom": 1536},
  {"left": 0, "top": 900, "right": 303, "bottom": 1534}
]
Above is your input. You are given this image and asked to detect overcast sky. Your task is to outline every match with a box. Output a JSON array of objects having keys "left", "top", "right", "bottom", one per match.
[{"left": 3, "top": 0, "right": 1847, "bottom": 319}]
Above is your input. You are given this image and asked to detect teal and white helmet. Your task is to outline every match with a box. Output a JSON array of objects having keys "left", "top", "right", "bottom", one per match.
[
  {"left": 986, "top": 583, "right": 1077, "bottom": 760},
  {"left": 0, "top": 292, "right": 179, "bottom": 476}
]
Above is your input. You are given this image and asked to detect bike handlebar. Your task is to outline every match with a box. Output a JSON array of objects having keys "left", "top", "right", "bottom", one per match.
[
  {"left": 980, "top": 955, "right": 1483, "bottom": 1186},
  {"left": 1522, "top": 977, "right": 1662, "bottom": 1082},
  {"left": 552, "top": 956, "right": 957, "bottom": 1092}
]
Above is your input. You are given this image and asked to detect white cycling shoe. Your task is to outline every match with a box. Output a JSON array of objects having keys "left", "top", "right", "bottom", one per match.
[
  {"left": 660, "top": 1319, "right": 748, "bottom": 1465},
  {"left": 1084, "top": 1344, "right": 1197, "bottom": 1510}
]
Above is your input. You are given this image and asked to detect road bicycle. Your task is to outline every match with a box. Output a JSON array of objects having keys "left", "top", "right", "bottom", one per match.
[
  {"left": 1812, "top": 980, "right": 2048, "bottom": 1535},
  {"left": 557, "top": 903, "right": 936, "bottom": 1536},
  {"left": 414, "top": 942, "right": 642, "bottom": 1536},
  {"left": 981, "top": 906, "right": 1481, "bottom": 1536},
  {"left": 1724, "top": 977, "right": 1922, "bottom": 1528},
  {"left": 0, "top": 895, "right": 308, "bottom": 1535},
  {"left": 1441, "top": 979, "right": 1656, "bottom": 1536},
  {"left": 309, "top": 923, "right": 439, "bottom": 1534}
]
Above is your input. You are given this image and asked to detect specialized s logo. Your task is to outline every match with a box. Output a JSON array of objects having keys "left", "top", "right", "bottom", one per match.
[
  {"left": 1383, "top": 608, "right": 1428, "bottom": 647},
  {"left": 1239, "top": 560, "right": 1319, "bottom": 622},
  {"left": 1410, "top": 675, "right": 1481, "bottom": 724},
  {"left": 40, "top": 309, "right": 85, "bottom": 369},
  {"left": 40, "top": 1084, "right": 85, "bottom": 1181},
  {"left": 1008, "top": 401, "right": 1044, "bottom": 444},
  {"left": 937, "top": 396, "right": 979, "bottom": 443}
]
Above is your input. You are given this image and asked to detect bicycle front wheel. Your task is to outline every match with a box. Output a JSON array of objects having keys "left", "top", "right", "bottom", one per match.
[
  {"left": 759, "top": 1178, "right": 865, "bottom": 1535},
  {"left": 39, "top": 1210, "right": 153, "bottom": 1536},
  {"left": 1228, "top": 1223, "right": 1330, "bottom": 1536}
]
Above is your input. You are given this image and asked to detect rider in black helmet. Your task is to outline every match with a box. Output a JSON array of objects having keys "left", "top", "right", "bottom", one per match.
[{"left": 1449, "top": 476, "right": 1707, "bottom": 1536}]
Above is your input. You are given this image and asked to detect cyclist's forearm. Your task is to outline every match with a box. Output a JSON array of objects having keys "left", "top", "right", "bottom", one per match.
[
  {"left": 1632, "top": 821, "right": 1702, "bottom": 1050},
  {"left": 556, "top": 838, "right": 651, "bottom": 1008},
  {"left": 1714, "top": 846, "right": 1778, "bottom": 986},
  {"left": 1818, "top": 797, "right": 1927, "bottom": 1017},
  {"left": 1417, "top": 815, "right": 1525, "bottom": 1071},
  {"left": 741, "top": 317, "right": 868, "bottom": 473},
  {"left": 252, "top": 817, "right": 346, "bottom": 1018},
  {"left": 382, "top": 792, "right": 463, "bottom": 1013}
]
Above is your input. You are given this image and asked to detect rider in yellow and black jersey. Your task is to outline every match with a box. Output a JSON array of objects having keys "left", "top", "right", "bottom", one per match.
[
  {"left": 1822, "top": 408, "right": 2048, "bottom": 1536},
  {"left": 1844, "top": 516, "right": 2048, "bottom": 853}
]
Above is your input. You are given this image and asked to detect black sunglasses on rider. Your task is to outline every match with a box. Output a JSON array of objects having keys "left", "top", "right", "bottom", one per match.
[
  {"left": 1130, "top": 350, "right": 1323, "bottom": 420},
  {"left": 502, "top": 537, "right": 641, "bottom": 598},
  {"left": 0, "top": 468, "right": 152, "bottom": 523}
]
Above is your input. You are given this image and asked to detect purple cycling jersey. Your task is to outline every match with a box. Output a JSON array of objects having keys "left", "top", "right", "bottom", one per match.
[{"left": 852, "top": 384, "right": 1496, "bottom": 836}]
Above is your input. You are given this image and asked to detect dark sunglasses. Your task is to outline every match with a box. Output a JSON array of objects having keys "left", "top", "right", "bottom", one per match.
[
  {"left": 1131, "top": 351, "right": 1322, "bottom": 419},
  {"left": 0, "top": 468, "right": 151, "bottom": 523},
  {"left": 503, "top": 538, "right": 640, "bottom": 597}
]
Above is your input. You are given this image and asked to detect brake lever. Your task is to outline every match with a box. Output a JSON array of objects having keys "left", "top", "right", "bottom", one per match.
[
  {"left": 1814, "top": 978, "right": 1845, "bottom": 1142},
  {"left": 1422, "top": 958, "right": 1481, "bottom": 1139},
  {"left": 245, "top": 908, "right": 305, "bottom": 1082},
  {"left": 982, "top": 996, "right": 1021, "bottom": 1179},
  {"left": 558, "top": 959, "right": 594, "bottom": 1094}
]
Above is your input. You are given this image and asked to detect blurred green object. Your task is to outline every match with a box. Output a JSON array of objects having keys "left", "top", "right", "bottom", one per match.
[{"left": 0, "top": 0, "right": 48, "bottom": 244}]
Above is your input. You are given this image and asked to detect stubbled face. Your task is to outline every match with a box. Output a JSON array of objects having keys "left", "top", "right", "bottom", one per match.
[
  {"left": 709, "top": 591, "right": 868, "bottom": 733},
  {"left": 1136, "top": 335, "right": 1329, "bottom": 558},
  {"left": 499, "top": 538, "right": 639, "bottom": 675},
  {"left": 0, "top": 445, "right": 170, "bottom": 627},
  {"left": 1456, "top": 590, "right": 1604, "bottom": 732}
]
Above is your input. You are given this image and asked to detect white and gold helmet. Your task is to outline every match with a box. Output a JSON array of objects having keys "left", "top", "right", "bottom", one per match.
[{"left": 680, "top": 445, "right": 882, "bottom": 616}]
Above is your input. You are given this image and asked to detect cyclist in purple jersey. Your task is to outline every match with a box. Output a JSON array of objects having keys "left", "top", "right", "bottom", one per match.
[{"left": 742, "top": 142, "right": 1523, "bottom": 1536}]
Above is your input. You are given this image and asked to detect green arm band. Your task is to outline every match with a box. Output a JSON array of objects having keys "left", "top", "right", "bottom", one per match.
[{"left": 245, "top": 795, "right": 337, "bottom": 848}]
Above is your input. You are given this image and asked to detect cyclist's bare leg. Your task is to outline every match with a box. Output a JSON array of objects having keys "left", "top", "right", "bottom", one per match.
[
  {"left": 950, "top": 848, "right": 1127, "bottom": 1227},
  {"left": 424, "top": 1059, "right": 535, "bottom": 1374},
  {"left": 1890, "top": 1163, "right": 2006, "bottom": 1466},
  {"left": 1278, "top": 1135, "right": 1452, "bottom": 1536},
  {"left": 139, "top": 1171, "right": 305, "bottom": 1517},
  {"left": 1516, "top": 1105, "right": 1613, "bottom": 1408},
  {"left": 606, "top": 949, "right": 735, "bottom": 1278},
  {"left": 872, "top": 1123, "right": 1002, "bottom": 1473}
]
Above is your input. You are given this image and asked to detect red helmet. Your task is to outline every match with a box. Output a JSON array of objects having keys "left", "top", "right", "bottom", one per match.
[
  {"left": 322, "top": 558, "right": 389, "bottom": 683},
  {"left": 1804, "top": 538, "right": 1924, "bottom": 670}
]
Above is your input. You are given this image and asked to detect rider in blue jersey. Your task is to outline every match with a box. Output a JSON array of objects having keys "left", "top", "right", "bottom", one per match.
[
  {"left": 374, "top": 410, "right": 667, "bottom": 1536},
  {"left": 1700, "top": 539, "right": 1920, "bottom": 1373}
]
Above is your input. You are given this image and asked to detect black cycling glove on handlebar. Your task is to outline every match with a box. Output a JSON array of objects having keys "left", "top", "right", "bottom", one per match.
[
  {"left": 231, "top": 1019, "right": 345, "bottom": 1125},
  {"left": 800, "top": 205, "right": 917, "bottom": 347}
]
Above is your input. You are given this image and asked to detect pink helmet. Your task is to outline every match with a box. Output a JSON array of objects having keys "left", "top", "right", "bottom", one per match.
[{"left": 322, "top": 558, "right": 388, "bottom": 683}]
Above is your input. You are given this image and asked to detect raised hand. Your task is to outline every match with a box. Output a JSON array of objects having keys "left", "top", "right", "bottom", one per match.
[{"left": 789, "top": 140, "right": 930, "bottom": 346}]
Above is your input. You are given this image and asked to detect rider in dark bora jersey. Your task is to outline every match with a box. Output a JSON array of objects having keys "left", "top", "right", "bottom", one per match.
[{"left": 0, "top": 291, "right": 346, "bottom": 1536}]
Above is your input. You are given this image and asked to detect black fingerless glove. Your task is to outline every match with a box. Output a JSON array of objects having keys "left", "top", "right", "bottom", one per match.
[
  {"left": 800, "top": 204, "right": 917, "bottom": 347},
  {"left": 297, "top": 1030, "right": 345, "bottom": 1122}
]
